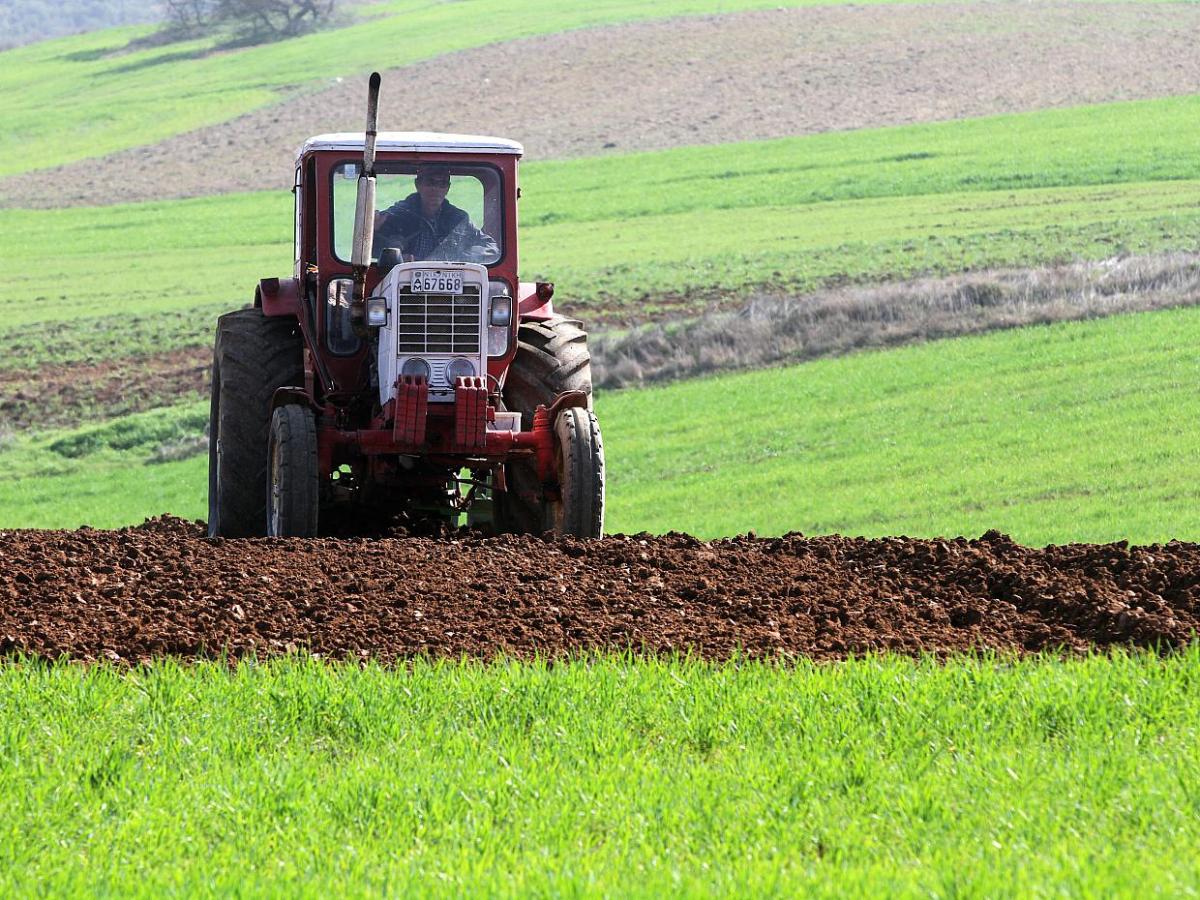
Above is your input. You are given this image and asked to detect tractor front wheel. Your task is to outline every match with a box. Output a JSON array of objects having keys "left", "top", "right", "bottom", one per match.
[
  {"left": 496, "top": 315, "right": 605, "bottom": 537},
  {"left": 548, "top": 407, "right": 605, "bottom": 538},
  {"left": 266, "top": 404, "right": 320, "bottom": 538}
]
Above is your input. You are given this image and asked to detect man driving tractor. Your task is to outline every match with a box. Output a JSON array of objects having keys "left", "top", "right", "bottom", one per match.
[{"left": 372, "top": 164, "right": 498, "bottom": 262}]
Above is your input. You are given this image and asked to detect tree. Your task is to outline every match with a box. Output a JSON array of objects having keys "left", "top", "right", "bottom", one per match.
[
  {"left": 218, "top": 0, "right": 337, "bottom": 40},
  {"left": 162, "top": 0, "right": 336, "bottom": 42},
  {"left": 161, "top": 0, "right": 219, "bottom": 34}
]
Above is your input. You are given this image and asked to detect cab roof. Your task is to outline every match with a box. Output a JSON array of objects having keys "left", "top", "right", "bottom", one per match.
[{"left": 297, "top": 132, "right": 524, "bottom": 161}]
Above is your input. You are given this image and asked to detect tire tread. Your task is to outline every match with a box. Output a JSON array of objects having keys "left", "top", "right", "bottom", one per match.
[{"left": 268, "top": 404, "right": 319, "bottom": 537}]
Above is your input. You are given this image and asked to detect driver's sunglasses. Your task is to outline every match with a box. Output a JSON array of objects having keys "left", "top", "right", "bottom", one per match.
[{"left": 420, "top": 176, "right": 451, "bottom": 188}]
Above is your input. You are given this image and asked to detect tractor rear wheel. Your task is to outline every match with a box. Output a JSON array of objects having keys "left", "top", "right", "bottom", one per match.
[
  {"left": 207, "top": 308, "right": 304, "bottom": 537},
  {"left": 497, "top": 315, "right": 604, "bottom": 537},
  {"left": 266, "top": 404, "right": 319, "bottom": 538}
]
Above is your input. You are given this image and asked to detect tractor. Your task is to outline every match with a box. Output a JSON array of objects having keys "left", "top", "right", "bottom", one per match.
[{"left": 207, "top": 73, "right": 604, "bottom": 538}]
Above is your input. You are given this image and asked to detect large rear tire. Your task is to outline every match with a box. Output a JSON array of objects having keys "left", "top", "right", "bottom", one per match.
[
  {"left": 497, "top": 315, "right": 603, "bottom": 536},
  {"left": 207, "top": 308, "right": 304, "bottom": 537},
  {"left": 267, "top": 405, "right": 319, "bottom": 538}
]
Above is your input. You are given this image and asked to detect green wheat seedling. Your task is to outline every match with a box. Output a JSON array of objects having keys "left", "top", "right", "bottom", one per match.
[{"left": 1, "top": 651, "right": 1198, "bottom": 896}]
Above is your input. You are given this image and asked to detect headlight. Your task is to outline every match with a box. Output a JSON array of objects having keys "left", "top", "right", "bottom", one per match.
[
  {"left": 488, "top": 280, "right": 512, "bottom": 356},
  {"left": 327, "top": 277, "right": 353, "bottom": 307},
  {"left": 365, "top": 295, "right": 388, "bottom": 327},
  {"left": 401, "top": 357, "right": 430, "bottom": 381},
  {"left": 489, "top": 280, "right": 512, "bottom": 326},
  {"left": 446, "top": 358, "right": 476, "bottom": 382},
  {"left": 489, "top": 297, "right": 511, "bottom": 327}
]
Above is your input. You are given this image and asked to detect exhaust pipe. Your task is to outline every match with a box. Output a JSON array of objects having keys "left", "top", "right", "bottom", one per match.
[{"left": 350, "top": 71, "right": 381, "bottom": 334}]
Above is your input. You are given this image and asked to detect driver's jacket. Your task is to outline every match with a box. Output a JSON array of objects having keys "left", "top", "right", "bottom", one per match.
[{"left": 373, "top": 194, "right": 497, "bottom": 262}]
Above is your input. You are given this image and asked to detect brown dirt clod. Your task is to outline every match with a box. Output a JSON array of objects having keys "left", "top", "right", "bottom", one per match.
[{"left": 1, "top": 518, "right": 1197, "bottom": 665}]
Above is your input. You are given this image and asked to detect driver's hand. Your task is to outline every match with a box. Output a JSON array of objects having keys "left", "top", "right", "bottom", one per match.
[{"left": 373, "top": 211, "right": 389, "bottom": 230}]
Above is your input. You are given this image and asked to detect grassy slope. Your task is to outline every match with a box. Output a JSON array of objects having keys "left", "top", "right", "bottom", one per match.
[
  {"left": 522, "top": 93, "right": 1200, "bottom": 223},
  {"left": 3, "top": 304, "right": 1198, "bottom": 546},
  {"left": 4, "top": 94, "right": 1200, "bottom": 368},
  {"left": 0, "top": 0, "right": 937, "bottom": 177},
  {"left": 2, "top": 652, "right": 1199, "bottom": 895},
  {"left": 0, "top": 403, "right": 208, "bottom": 529},
  {"left": 603, "top": 305, "right": 1200, "bottom": 544}
]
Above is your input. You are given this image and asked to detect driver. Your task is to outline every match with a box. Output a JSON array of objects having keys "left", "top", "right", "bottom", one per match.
[{"left": 373, "top": 165, "right": 498, "bottom": 262}]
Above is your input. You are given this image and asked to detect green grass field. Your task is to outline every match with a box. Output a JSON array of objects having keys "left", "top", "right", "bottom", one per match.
[
  {"left": 2, "top": 651, "right": 1198, "bottom": 896},
  {"left": 4, "top": 304, "right": 1198, "bottom": 546},
  {"left": 6, "top": 93, "right": 1200, "bottom": 369},
  {"left": 604, "top": 305, "right": 1200, "bottom": 544}
]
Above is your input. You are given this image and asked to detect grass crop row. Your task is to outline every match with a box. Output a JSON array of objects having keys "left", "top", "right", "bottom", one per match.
[
  {"left": 0, "top": 402, "right": 208, "bottom": 527},
  {"left": 5, "top": 156, "right": 1200, "bottom": 367},
  {"left": 4, "top": 303, "right": 1199, "bottom": 546},
  {"left": 522, "top": 92, "right": 1200, "bottom": 225},
  {"left": 1, "top": 650, "right": 1198, "bottom": 896},
  {"left": 0, "top": 0, "right": 939, "bottom": 177}
]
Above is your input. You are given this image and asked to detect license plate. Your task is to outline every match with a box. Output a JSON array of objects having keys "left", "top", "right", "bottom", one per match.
[{"left": 411, "top": 270, "right": 463, "bottom": 295}]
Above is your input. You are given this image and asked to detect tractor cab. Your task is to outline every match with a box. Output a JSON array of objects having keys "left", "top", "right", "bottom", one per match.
[{"left": 288, "top": 133, "right": 526, "bottom": 402}]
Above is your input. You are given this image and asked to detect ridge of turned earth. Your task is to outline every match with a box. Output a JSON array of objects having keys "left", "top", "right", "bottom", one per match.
[{"left": 1, "top": 517, "right": 1197, "bottom": 664}]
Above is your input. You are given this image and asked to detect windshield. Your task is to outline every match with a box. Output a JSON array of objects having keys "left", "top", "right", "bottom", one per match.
[{"left": 332, "top": 162, "right": 503, "bottom": 266}]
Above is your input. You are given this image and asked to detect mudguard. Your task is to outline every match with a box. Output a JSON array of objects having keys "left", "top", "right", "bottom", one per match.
[
  {"left": 517, "top": 281, "right": 555, "bottom": 321},
  {"left": 256, "top": 277, "right": 303, "bottom": 318}
]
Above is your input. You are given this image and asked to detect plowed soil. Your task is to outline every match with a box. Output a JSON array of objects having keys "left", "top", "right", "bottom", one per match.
[
  {"left": 0, "top": 346, "right": 209, "bottom": 431},
  {"left": 2, "top": 517, "right": 1196, "bottom": 664},
  {"left": 7, "top": 1, "right": 1200, "bottom": 208}
]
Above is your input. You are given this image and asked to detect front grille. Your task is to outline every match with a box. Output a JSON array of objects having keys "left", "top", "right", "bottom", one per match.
[{"left": 395, "top": 285, "right": 482, "bottom": 354}]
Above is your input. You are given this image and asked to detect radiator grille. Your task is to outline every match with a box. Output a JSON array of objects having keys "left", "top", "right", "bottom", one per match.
[{"left": 395, "top": 285, "right": 482, "bottom": 354}]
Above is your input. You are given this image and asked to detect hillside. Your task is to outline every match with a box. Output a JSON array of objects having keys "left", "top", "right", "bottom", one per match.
[
  {"left": 3, "top": 303, "right": 1198, "bottom": 545},
  {"left": 0, "top": 0, "right": 889, "bottom": 178},
  {"left": 1, "top": 0, "right": 1199, "bottom": 541},
  {"left": 5, "top": 2, "right": 1200, "bottom": 206}
]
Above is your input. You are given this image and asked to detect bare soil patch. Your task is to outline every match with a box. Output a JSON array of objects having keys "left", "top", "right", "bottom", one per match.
[
  {"left": 8, "top": 2, "right": 1200, "bottom": 208},
  {"left": 0, "top": 347, "right": 209, "bottom": 432},
  {"left": 1, "top": 517, "right": 1196, "bottom": 664}
]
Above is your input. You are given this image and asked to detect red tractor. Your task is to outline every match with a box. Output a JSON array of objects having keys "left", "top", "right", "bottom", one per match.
[{"left": 207, "top": 73, "right": 604, "bottom": 538}]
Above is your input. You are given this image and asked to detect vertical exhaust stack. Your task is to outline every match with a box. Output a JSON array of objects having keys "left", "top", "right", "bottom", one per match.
[{"left": 350, "top": 71, "right": 382, "bottom": 334}]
